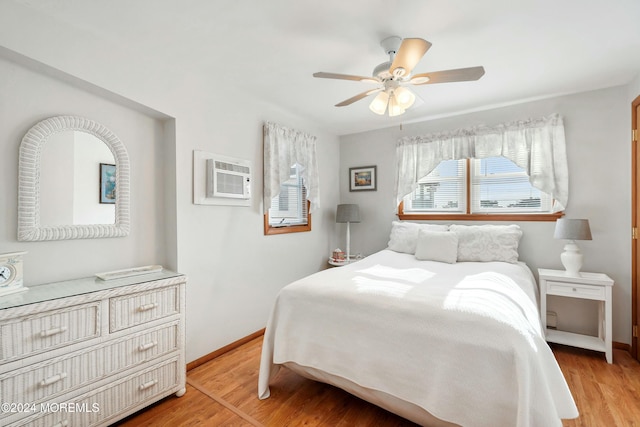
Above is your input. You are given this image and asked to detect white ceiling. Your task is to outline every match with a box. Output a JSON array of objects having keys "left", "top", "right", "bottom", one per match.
[{"left": 2, "top": 0, "right": 640, "bottom": 135}]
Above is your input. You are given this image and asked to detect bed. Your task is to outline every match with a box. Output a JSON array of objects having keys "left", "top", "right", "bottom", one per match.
[{"left": 258, "top": 223, "right": 578, "bottom": 427}]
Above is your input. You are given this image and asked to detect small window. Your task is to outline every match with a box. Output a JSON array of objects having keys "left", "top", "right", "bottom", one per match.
[
  {"left": 403, "top": 159, "right": 466, "bottom": 214},
  {"left": 470, "top": 157, "right": 553, "bottom": 214},
  {"left": 264, "top": 164, "right": 311, "bottom": 235}
]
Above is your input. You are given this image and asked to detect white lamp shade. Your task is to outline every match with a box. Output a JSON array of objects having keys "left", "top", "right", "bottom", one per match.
[
  {"left": 387, "top": 93, "right": 406, "bottom": 117},
  {"left": 394, "top": 87, "right": 416, "bottom": 109}
]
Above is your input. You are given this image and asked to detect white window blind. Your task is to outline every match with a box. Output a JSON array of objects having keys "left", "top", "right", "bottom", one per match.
[
  {"left": 268, "top": 164, "right": 308, "bottom": 226},
  {"left": 470, "top": 157, "right": 552, "bottom": 213},
  {"left": 403, "top": 159, "right": 466, "bottom": 213}
]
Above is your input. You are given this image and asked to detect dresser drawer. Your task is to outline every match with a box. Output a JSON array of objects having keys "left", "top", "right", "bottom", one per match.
[
  {"left": 8, "top": 357, "right": 179, "bottom": 427},
  {"left": 1, "top": 322, "right": 179, "bottom": 406},
  {"left": 546, "top": 280, "right": 606, "bottom": 300},
  {"left": 109, "top": 285, "right": 180, "bottom": 332},
  {"left": 0, "top": 303, "right": 100, "bottom": 362}
]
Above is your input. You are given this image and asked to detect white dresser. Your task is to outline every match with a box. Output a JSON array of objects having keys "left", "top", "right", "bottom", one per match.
[{"left": 0, "top": 270, "right": 186, "bottom": 427}]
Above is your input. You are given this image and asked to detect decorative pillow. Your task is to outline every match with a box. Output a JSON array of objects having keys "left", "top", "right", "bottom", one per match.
[
  {"left": 415, "top": 230, "right": 458, "bottom": 263},
  {"left": 449, "top": 224, "right": 523, "bottom": 263},
  {"left": 387, "top": 221, "right": 449, "bottom": 254}
]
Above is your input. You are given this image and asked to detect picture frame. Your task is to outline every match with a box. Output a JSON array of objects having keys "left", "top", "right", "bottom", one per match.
[
  {"left": 99, "top": 163, "right": 116, "bottom": 204},
  {"left": 349, "top": 165, "right": 377, "bottom": 191}
]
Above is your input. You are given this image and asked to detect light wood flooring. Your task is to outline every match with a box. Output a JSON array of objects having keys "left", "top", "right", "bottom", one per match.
[{"left": 115, "top": 337, "right": 640, "bottom": 427}]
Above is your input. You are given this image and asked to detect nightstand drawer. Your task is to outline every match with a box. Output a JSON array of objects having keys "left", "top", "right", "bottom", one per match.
[{"left": 546, "top": 280, "right": 605, "bottom": 300}]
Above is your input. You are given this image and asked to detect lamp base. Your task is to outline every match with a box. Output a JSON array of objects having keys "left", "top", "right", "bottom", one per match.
[{"left": 560, "top": 241, "right": 583, "bottom": 276}]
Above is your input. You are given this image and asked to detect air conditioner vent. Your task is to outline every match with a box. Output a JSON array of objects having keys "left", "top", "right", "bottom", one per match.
[{"left": 215, "top": 161, "right": 250, "bottom": 175}]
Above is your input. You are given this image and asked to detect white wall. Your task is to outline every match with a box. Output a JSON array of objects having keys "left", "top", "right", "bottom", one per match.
[
  {"left": 173, "top": 90, "right": 340, "bottom": 362},
  {"left": 340, "top": 86, "right": 632, "bottom": 344},
  {"left": 629, "top": 72, "right": 640, "bottom": 103}
]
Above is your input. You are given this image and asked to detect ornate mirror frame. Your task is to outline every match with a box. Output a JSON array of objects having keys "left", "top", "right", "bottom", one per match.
[{"left": 18, "top": 116, "right": 130, "bottom": 241}]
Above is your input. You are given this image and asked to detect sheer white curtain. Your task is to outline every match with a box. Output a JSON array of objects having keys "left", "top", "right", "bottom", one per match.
[
  {"left": 263, "top": 121, "right": 319, "bottom": 213},
  {"left": 396, "top": 113, "right": 568, "bottom": 212}
]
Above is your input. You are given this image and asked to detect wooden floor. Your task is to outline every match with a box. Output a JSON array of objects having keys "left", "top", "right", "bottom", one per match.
[{"left": 115, "top": 337, "right": 640, "bottom": 427}]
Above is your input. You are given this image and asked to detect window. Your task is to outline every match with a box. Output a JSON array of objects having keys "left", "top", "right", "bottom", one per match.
[
  {"left": 471, "top": 157, "right": 552, "bottom": 213},
  {"left": 264, "top": 164, "right": 311, "bottom": 235},
  {"left": 400, "top": 156, "right": 560, "bottom": 221},
  {"left": 263, "top": 121, "right": 318, "bottom": 235},
  {"left": 402, "top": 159, "right": 466, "bottom": 213}
]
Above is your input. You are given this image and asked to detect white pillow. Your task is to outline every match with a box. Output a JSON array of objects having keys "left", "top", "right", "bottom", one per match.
[
  {"left": 449, "top": 224, "right": 522, "bottom": 263},
  {"left": 415, "top": 230, "right": 458, "bottom": 263},
  {"left": 387, "top": 221, "right": 449, "bottom": 254}
]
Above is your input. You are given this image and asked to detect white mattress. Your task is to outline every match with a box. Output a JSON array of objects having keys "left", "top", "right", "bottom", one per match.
[{"left": 259, "top": 249, "right": 578, "bottom": 427}]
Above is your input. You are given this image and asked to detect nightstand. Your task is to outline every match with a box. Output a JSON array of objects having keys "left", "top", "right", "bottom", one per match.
[
  {"left": 328, "top": 255, "right": 364, "bottom": 267},
  {"left": 538, "top": 268, "right": 614, "bottom": 363}
]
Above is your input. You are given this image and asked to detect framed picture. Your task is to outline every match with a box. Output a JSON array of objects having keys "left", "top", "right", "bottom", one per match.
[
  {"left": 99, "top": 163, "right": 116, "bottom": 204},
  {"left": 349, "top": 165, "right": 377, "bottom": 191}
]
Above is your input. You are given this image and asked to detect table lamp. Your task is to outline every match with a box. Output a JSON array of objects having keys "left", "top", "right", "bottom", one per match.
[
  {"left": 553, "top": 218, "right": 592, "bottom": 276},
  {"left": 336, "top": 204, "right": 360, "bottom": 263}
]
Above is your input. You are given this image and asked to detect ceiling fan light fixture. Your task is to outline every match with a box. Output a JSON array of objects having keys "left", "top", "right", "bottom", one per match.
[
  {"left": 410, "top": 75, "right": 430, "bottom": 85},
  {"left": 387, "top": 93, "right": 406, "bottom": 117},
  {"left": 313, "top": 36, "right": 484, "bottom": 116},
  {"left": 369, "top": 91, "right": 389, "bottom": 115},
  {"left": 394, "top": 87, "right": 416, "bottom": 109}
]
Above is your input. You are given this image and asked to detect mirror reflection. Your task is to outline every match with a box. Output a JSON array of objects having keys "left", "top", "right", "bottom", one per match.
[{"left": 39, "top": 131, "right": 116, "bottom": 225}]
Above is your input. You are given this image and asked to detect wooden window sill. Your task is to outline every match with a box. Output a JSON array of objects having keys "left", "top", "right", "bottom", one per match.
[
  {"left": 397, "top": 212, "right": 563, "bottom": 222},
  {"left": 264, "top": 222, "right": 311, "bottom": 235}
]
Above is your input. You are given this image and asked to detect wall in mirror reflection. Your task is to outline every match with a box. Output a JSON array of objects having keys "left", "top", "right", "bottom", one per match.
[{"left": 39, "top": 130, "right": 116, "bottom": 225}]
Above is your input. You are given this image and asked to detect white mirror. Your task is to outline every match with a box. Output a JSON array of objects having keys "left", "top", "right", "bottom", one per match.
[{"left": 18, "top": 116, "right": 130, "bottom": 241}]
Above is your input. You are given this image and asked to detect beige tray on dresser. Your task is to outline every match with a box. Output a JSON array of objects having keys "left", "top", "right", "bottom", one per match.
[{"left": 0, "top": 270, "right": 187, "bottom": 427}]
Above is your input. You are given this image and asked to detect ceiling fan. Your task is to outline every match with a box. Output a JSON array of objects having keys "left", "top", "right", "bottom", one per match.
[{"left": 313, "top": 36, "right": 485, "bottom": 117}]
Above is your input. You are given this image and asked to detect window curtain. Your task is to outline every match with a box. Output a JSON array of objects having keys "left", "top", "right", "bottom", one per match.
[
  {"left": 395, "top": 113, "right": 568, "bottom": 212},
  {"left": 263, "top": 121, "right": 319, "bottom": 213}
]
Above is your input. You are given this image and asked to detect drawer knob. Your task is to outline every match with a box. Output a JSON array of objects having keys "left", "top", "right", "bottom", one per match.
[
  {"left": 40, "top": 372, "right": 68, "bottom": 386},
  {"left": 40, "top": 326, "right": 68, "bottom": 338},
  {"left": 573, "top": 288, "right": 577, "bottom": 292},
  {"left": 139, "top": 341, "right": 158, "bottom": 351},
  {"left": 137, "top": 302, "right": 158, "bottom": 312},
  {"left": 139, "top": 379, "right": 158, "bottom": 391}
]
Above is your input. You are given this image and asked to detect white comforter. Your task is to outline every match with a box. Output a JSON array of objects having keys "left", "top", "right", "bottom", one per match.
[{"left": 258, "top": 250, "right": 578, "bottom": 427}]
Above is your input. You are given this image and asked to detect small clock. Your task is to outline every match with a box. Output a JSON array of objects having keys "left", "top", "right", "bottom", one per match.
[{"left": 0, "top": 251, "right": 28, "bottom": 297}]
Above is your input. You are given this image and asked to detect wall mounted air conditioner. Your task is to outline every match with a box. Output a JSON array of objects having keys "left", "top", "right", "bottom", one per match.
[
  {"left": 206, "top": 158, "right": 251, "bottom": 199},
  {"left": 193, "top": 151, "right": 252, "bottom": 207}
]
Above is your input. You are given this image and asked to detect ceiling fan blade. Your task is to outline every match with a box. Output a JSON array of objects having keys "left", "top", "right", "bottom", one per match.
[
  {"left": 389, "top": 38, "right": 432, "bottom": 77},
  {"left": 335, "top": 88, "right": 383, "bottom": 107},
  {"left": 410, "top": 66, "right": 485, "bottom": 85},
  {"left": 313, "top": 72, "right": 379, "bottom": 83}
]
